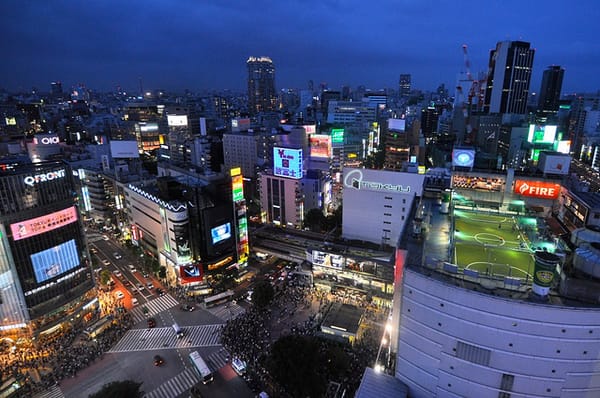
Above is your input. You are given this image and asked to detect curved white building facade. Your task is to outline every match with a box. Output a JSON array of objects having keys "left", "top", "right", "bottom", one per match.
[{"left": 397, "top": 268, "right": 600, "bottom": 398}]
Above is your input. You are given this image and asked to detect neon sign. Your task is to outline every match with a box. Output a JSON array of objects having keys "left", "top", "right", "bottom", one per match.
[{"left": 24, "top": 169, "right": 66, "bottom": 186}]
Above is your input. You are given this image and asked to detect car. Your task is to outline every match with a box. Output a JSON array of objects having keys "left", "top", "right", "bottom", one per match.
[
  {"left": 113, "top": 252, "right": 122, "bottom": 260},
  {"left": 153, "top": 355, "right": 164, "bottom": 366},
  {"left": 113, "top": 270, "right": 123, "bottom": 279},
  {"left": 155, "top": 287, "right": 165, "bottom": 296},
  {"left": 147, "top": 318, "right": 156, "bottom": 328},
  {"left": 102, "top": 235, "right": 109, "bottom": 241},
  {"left": 180, "top": 304, "right": 195, "bottom": 312},
  {"left": 137, "top": 283, "right": 145, "bottom": 292},
  {"left": 115, "top": 291, "right": 125, "bottom": 300},
  {"left": 131, "top": 298, "right": 139, "bottom": 306},
  {"left": 128, "top": 264, "right": 136, "bottom": 272},
  {"left": 147, "top": 282, "right": 154, "bottom": 290},
  {"left": 102, "top": 259, "right": 110, "bottom": 266}
]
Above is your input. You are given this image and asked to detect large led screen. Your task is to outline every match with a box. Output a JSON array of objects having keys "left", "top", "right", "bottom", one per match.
[
  {"left": 167, "top": 115, "right": 188, "bottom": 126},
  {"left": 30, "top": 239, "right": 80, "bottom": 283},
  {"left": 273, "top": 147, "right": 303, "bottom": 179},
  {"left": 527, "top": 124, "right": 557, "bottom": 144},
  {"left": 309, "top": 135, "right": 332, "bottom": 158},
  {"left": 11, "top": 207, "right": 78, "bottom": 241},
  {"left": 180, "top": 264, "right": 203, "bottom": 283},
  {"left": 452, "top": 148, "right": 475, "bottom": 168},
  {"left": 211, "top": 223, "right": 231, "bottom": 245},
  {"left": 312, "top": 250, "right": 344, "bottom": 269}
]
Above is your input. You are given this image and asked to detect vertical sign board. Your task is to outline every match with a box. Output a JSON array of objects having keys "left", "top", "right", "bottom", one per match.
[{"left": 231, "top": 168, "right": 249, "bottom": 265}]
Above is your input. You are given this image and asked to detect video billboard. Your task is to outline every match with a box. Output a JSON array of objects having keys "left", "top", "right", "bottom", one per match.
[
  {"left": 452, "top": 148, "right": 475, "bottom": 168},
  {"left": 273, "top": 147, "right": 303, "bottom": 179},
  {"left": 312, "top": 250, "right": 345, "bottom": 269},
  {"left": 11, "top": 207, "right": 78, "bottom": 241},
  {"left": 309, "top": 135, "right": 332, "bottom": 158},
  {"left": 528, "top": 124, "right": 557, "bottom": 144},
  {"left": 31, "top": 239, "right": 80, "bottom": 283},
  {"left": 388, "top": 119, "right": 406, "bottom": 131},
  {"left": 211, "top": 223, "right": 232, "bottom": 245}
]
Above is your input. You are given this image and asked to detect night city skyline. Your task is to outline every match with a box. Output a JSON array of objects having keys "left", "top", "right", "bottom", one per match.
[{"left": 1, "top": 0, "right": 599, "bottom": 94}]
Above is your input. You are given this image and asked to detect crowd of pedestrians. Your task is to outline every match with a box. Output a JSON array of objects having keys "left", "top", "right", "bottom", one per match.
[{"left": 0, "top": 305, "right": 132, "bottom": 397}]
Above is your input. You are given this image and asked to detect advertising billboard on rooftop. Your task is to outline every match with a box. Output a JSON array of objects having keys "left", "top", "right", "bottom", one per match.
[
  {"left": 452, "top": 148, "right": 475, "bottom": 168},
  {"left": 167, "top": 115, "right": 188, "bottom": 126},
  {"left": 309, "top": 135, "right": 332, "bottom": 158},
  {"left": 273, "top": 147, "right": 303, "bottom": 179},
  {"left": 110, "top": 140, "right": 140, "bottom": 158},
  {"left": 527, "top": 124, "right": 557, "bottom": 144}
]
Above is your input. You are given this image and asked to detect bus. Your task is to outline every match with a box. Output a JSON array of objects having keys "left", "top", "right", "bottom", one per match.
[
  {"left": 190, "top": 351, "right": 213, "bottom": 384},
  {"left": 84, "top": 317, "right": 113, "bottom": 339},
  {"left": 203, "top": 290, "right": 234, "bottom": 308}
]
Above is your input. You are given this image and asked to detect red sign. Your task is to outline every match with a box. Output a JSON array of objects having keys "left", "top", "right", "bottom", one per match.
[
  {"left": 514, "top": 180, "right": 560, "bottom": 199},
  {"left": 180, "top": 264, "right": 203, "bottom": 283}
]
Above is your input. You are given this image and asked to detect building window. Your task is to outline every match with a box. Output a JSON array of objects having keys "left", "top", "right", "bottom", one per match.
[
  {"left": 383, "top": 221, "right": 391, "bottom": 225},
  {"left": 384, "top": 205, "right": 392, "bottom": 209}
]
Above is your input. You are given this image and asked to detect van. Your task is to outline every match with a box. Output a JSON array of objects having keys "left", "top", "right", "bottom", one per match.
[
  {"left": 132, "top": 298, "right": 139, "bottom": 306},
  {"left": 173, "top": 323, "right": 184, "bottom": 338}
]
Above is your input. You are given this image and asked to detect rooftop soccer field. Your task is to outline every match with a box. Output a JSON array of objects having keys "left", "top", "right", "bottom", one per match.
[{"left": 452, "top": 209, "right": 536, "bottom": 280}]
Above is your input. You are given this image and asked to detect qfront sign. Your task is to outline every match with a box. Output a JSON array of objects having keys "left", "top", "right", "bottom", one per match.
[
  {"left": 514, "top": 180, "right": 560, "bottom": 200},
  {"left": 344, "top": 169, "right": 410, "bottom": 193},
  {"left": 24, "top": 169, "right": 66, "bottom": 186}
]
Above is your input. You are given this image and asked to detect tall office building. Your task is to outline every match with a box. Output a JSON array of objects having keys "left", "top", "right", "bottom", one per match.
[
  {"left": 538, "top": 65, "right": 565, "bottom": 114},
  {"left": 483, "top": 41, "right": 535, "bottom": 114},
  {"left": 0, "top": 161, "right": 97, "bottom": 339},
  {"left": 247, "top": 56, "right": 277, "bottom": 115},
  {"left": 399, "top": 74, "right": 411, "bottom": 98}
]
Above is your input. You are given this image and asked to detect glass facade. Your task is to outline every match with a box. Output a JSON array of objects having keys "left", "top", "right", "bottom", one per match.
[{"left": 0, "top": 161, "right": 96, "bottom": 336}]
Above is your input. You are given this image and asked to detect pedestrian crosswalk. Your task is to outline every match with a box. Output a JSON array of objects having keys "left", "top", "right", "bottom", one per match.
[
  {"left": 143, "top": 348, "right": 231, "bottom": 398},
  {"left": 144, "top": 367, "right": 199, "bottom": 398},
  {"left": 130, "top": 294, "right": 180, "bottom": 323},
  {"left": 205, "top": 347, "right": 230, "bottom": 372},
  {"left": 206, "top": 302, "right": 245, "bottom": 321},
  {"left": 33, "top": 385, "right": 64, "bottom": 398},
  {"left": 108, "top": 324, "right": 223, "bottom": 352}
]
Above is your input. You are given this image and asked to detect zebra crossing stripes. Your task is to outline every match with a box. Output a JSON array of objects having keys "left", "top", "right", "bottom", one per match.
[
  {"left": 144, "top": 367, "right": 200, "bottom": 398},
  {"left": 130, "top": 294, "right": 179, "bottom": 323},
  {"left": 33, "top": 385, "right": 64, "bottom": 398},
  {"left": 206, "top": 302, "right": 245, "bottom": 321},
  {"left": 108, "top": 324, "right": 223, "bottom": 352},
  {"left": 205, "top": 347, "right": 230, "bottom": 372}
]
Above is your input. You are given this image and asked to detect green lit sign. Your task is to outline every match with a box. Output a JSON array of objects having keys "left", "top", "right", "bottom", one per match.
[{"left": 331, "top": 129, "right": 344, "bottom": 144}]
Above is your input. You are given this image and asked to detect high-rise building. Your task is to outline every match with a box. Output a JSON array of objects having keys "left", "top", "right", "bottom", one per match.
[
  {"left": 0, "top": 161, "right": 97, "bottom": 338},
  {"left": 538, "top": 65, "right": 565, "bottom": 114},
  {"left": 483, "top": 41, "right": 535, "bottom": 114},
  {"left": 399, "top": 74, "right": 411, "bottom": 98},
  {"left": 247, "top": 56, "right": 277, "bottom": 115},
  {"left": 420, "top": 106, "right": 439, "bottom": 137}
]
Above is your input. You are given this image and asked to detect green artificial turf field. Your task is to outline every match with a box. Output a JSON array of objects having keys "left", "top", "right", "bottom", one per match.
[{"left": 452, "top": 209, "right": 535, "bottom": 280}]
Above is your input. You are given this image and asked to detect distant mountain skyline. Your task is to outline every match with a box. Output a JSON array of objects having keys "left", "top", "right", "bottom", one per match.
[{"left": 1, "top": 0, "right": 599, "bottom": 95}]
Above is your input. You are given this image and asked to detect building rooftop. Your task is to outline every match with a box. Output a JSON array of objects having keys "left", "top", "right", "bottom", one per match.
[
  {"left": 321, "top": 303, "right": 363, "bottom": 334},
  {"left": 355, "top": 367, "right": 408, "bottom": 398}
]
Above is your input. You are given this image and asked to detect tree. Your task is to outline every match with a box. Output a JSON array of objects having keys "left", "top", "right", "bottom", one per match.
[
  {"left": 88, "top": 380, "right": 143, "bottom": 398},
  {"left": 99, "top": 269, "right": 112, "bottom": 286},
  {"left": 251, "top": 280, "right": 274, "bottom": 309},
  {"left": 304, "top": 208, "right": 325, "bottom": 232}
]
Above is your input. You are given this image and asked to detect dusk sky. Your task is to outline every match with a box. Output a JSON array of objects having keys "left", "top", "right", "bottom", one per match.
[{"left": 1, "top": 0, "right": 599, "bottom": 95}]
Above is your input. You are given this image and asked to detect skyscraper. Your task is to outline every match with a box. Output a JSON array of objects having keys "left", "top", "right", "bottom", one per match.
[
  {"left": 483, "top": 40, "right": 535, "bottom": 114},
  {"left": 247, "top": 56, "right": 276, "bottom": 115},
  {"left": 538, "top": 65, "right": 565, "bottom": 114},
  {"left": 399, "top": 74, "right": 411, "bottom": 98}
]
